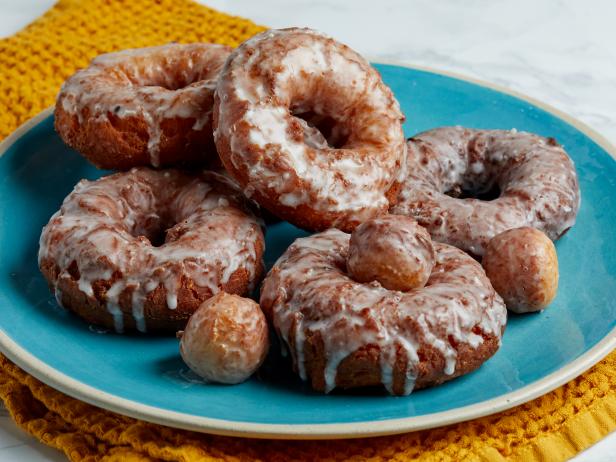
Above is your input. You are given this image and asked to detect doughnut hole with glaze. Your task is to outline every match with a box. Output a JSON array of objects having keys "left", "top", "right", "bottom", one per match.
[
  {"left": 179, "top": 292, "right": 269, "bottom": 384},
  {"left": 482, "top": 227, "right": 559, "bottom": 313},
  {"left": 347, "top": 215, "right": 435, "bottom": 292}
]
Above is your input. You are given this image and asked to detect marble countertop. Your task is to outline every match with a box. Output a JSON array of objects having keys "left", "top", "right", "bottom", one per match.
[
  {"left": 0, "top": 0, "right": 614, "bottom": 460},
  {"left": 205, "top": 0, "right": 616, "bottom": 145}
]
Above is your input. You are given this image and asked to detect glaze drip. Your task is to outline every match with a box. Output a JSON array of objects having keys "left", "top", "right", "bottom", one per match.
[
  {"left": 260, "top": 229, "right": 506, "bottom": 395},
  {"left": 392, "top": 127, "right": 581, "bottom": 256},
  {"left": 215, "top": 28, "right": 406, "bottom": 231},
  {"left": 57, "top": 44, "right": 231, "bottom": 167},
  {"left": 38, "top": 168, "right": 264, "bottom": 332}
]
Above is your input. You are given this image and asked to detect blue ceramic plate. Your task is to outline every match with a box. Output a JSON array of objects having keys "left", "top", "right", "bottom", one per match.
[{"left": 1, "top": 63, "right": 615, "bottom": 439}]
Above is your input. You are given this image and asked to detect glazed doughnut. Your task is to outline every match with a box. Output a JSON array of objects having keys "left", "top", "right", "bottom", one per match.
[
  {"left": 260, "top": 217, "right": 506, "bottom": 395},
  {"left": 38, "top": 168, "right": 265, "bottom": 333},
  {"left": 391, "top": 127, "right": 581, "bottom": 256},
  {"left": 483, "top": 227, "right": 559, "bottom": 313},
  {"left": 179, "top": 292, "right": 269, "bottom": 384},
  {"left": 214, "top": 28, "right": 406, "bottom": 232},
  {"left": 347, "top": 215, "right": 435, "bottom": 292},
  {"left": 55, "top": 43, "right": 231, "bottom": 170}
]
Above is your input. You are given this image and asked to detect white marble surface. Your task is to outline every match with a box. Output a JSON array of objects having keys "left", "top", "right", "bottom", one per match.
[
  {"left": 0, "top": 0, "right": 614, "bottom": 460},
  {"left": 205, "top": 0, "right": 616, "bottom": 146}
]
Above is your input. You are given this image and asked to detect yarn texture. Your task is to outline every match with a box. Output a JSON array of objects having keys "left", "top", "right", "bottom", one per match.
[{"left": 0, "top": 1, "right": 614, "bottom": 460}]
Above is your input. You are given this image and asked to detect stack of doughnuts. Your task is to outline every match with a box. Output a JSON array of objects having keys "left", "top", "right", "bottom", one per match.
[{"left": 42, "top": 27, "right": 580, "bottom": 393}]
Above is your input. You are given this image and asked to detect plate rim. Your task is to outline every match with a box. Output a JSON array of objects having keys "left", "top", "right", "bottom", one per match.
[{"left": 1, "top": 63, "right": 615, "bottom": 440}]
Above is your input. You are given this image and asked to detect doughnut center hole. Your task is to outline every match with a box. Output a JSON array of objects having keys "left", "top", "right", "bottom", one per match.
[
  {"left": 293, "top": 110, "right": 349, "bottom": 149},
  {"left": 131, "top": 215, "right": 174, "bottom": 247},
  {"left": 142, "top": 77, "right": 194, "bottom": 91},
  {"left": 445, "top": 183, "right": 501, "bottom": 201},
  {"left": 142, "top": 228, "right": 168, "bottom": 247},
  {"left": 121, "top": 68, "right": 201, "bottom": 91}
]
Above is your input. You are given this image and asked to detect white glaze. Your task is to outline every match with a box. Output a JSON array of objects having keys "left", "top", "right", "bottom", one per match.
[
  {"left": 38, "top": 168, "right": 264, "bottom": 333},
  {"left": 215, "top": 28, "right": 406, "bottom": 230},
  {"left": 54, "top": 287, "right": 63, "bottom": 308},
  {"left": 260, "top": 229, "right": 506, "bottom": 395},
  {"left": 57, "top": 44, "right": 230, "bottom": 167},
  {"left": 391, "top": 127, "right": 581, "bottom": 256}
]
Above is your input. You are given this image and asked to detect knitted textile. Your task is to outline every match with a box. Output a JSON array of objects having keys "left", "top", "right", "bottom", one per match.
[
  {"left": 0, "top": 1, "right": 615, "bottom": 461},
  {"left": 0, "top": 0, "right": 265, "bottom": 139}
]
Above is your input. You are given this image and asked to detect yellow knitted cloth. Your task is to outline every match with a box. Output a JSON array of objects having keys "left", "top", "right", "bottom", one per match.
[{"left": 0, "top": 1, "right": 615, "bottom": 461}]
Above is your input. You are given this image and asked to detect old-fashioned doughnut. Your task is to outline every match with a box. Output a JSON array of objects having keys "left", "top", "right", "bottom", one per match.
[
  {"left": 347, "top": 215, "right": 435, "bottom": 292},
  {"left": 179, "top": 292, "right": 269, "bottom": 384},
  {"left": 483, "top": 227, "right": 559, "bottom": 313},
  {"left": 260, "top": 216, "right": 506, "bottom": 395},
  {"left": 38, "top": 168, "right": 265, "bottom": 333},
  {"left": 391, "top": 127, "right": 581, "bottom": 256},
  {"left": 214, "top": 28, "right": 406, "bottom": 232},
  {"left": 55, "top": 43, "right": 231, "bottom": 169}
]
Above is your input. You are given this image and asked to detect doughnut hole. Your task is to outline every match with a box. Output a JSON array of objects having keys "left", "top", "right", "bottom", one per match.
[
  {"left": 482, "top": 227, "right": 558, "bottom": 313},
  {"left": 292, "top": 110, "right": 349, "bottom": 149},
  {"left": 179, "top": 292, "right": 269, "bottom": 384},
  {"left": 346, "top": 215, "right": 435, "bottom": 291}
]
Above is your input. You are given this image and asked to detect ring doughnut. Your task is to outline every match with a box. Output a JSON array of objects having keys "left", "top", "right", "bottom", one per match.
[
  {"left": 38, "top": 168, "right": 265, "bottom": 333},
  {"left": 391, "top": 127, "right": 581, "bottom": 256},
  {"left": 55, "top": 43, "right": 231, "bottom": 169},
  {"left": 214, "top": 28, "right": 406, "bottom": 232},
  {"left": 260, "top": 216, "right": 506, "bottom": 395}
]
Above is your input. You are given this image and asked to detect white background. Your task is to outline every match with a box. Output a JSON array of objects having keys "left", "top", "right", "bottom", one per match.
[{"left": 0, "top": 0, "right": 614, "bottom": 460}]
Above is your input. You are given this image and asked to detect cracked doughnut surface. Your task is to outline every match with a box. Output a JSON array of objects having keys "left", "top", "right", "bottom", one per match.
[
  {"left": 39, "top": 168, "right": 265, "bottom": 333},
  {"left": 214, "top": 28, "right": 406, "bottom": 232},
  {"left": 55, "top": 43, "right": 231, "bottom": 169},
  {"left": 260, "top": 223, "right": 506, "bottom": 395},
  {"left": 391, "top": 127, "right": 581, "bottom": 256}
]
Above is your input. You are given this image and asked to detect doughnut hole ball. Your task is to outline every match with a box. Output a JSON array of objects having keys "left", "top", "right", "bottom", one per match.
[
  {"left": 346, "top": 215, "right": 435, "bottom": 291},
  {"left": 482, "top": 227, "right": 559, "bottom": 313},
  {"left": 179, "top": 292, "right": 269, "bottom": 384}
]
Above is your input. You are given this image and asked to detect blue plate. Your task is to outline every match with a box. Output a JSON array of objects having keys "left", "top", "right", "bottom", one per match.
[{"left": 1, "top": 63, "right": 615, "bottom": 439}]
